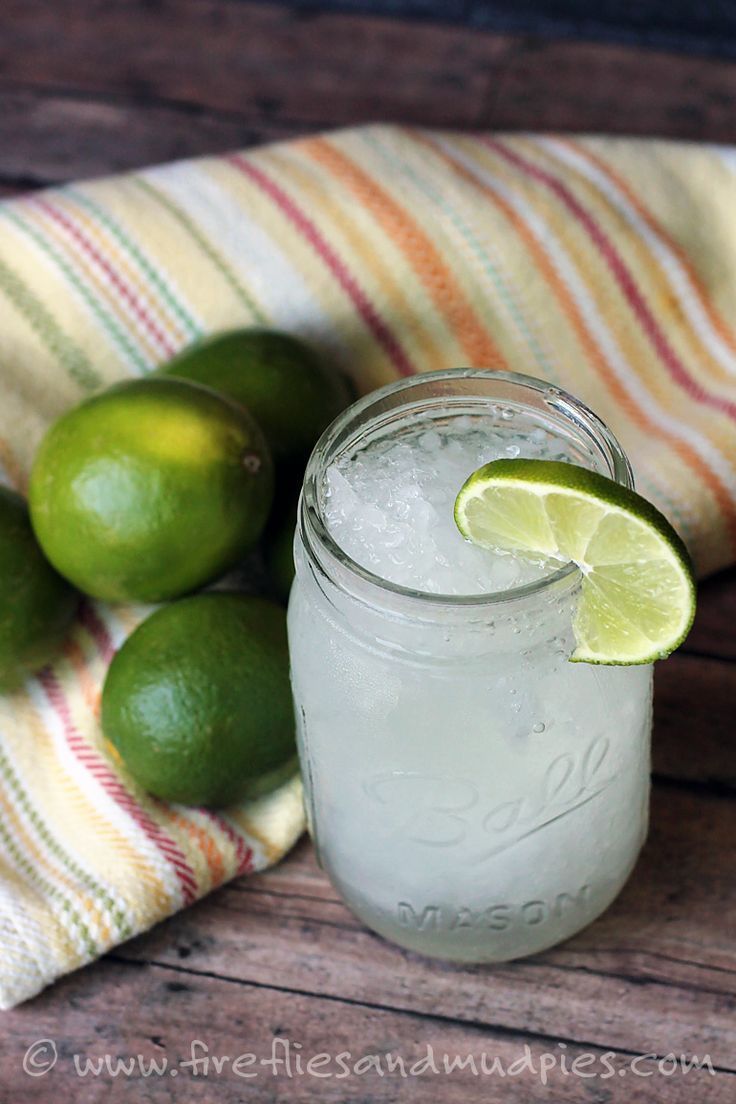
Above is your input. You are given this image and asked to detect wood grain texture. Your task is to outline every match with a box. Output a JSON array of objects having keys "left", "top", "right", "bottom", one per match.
[
  {"left": 490, "top": 36, "right": 736, "bottom": 139},
  {"left": 0, "top": 1, "right": 507, "bottom": 129},
  {"left": 0, "top": 90, "right": 309, "bottom": 185},
  {"left": 280, "top": 0, "right": 736, "bottom": 59},
  {"left": 3, "top": 1, "right": 736, "bottom": 192},
  {"left": 652, "top": 567, "right": 736, "bottom": 787},
  {"left": 656, "top": 655, "right": 736, "bottom": 789},
  {"left": 2, "top": 956, "right": 726, "bottom": 1102},
  {"left": 683, "top": 568, "right": 736, "bottom": 659}
]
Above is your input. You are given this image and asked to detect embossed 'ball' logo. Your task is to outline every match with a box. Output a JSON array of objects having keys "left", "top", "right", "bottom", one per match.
[{"left": 364, "top": 735, "right": 616, "bottom": 860}]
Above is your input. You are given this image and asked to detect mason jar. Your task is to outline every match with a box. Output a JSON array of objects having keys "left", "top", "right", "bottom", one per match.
[{"left": 288, "top": 370, "right": 653, "bottom": 962}]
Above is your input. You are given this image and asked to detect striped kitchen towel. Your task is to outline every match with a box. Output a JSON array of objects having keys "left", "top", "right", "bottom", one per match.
[{"left": 0, "top": 125, "right": 734, "bottom": 1008}]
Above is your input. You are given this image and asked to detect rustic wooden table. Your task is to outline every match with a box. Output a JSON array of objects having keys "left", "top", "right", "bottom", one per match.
[{"left": 2, "top": 3, "right": 736, "bottom": 1101}]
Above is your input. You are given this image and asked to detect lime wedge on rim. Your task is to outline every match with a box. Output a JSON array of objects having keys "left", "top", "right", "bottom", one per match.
[{"left": 454, "top": 459, "right": 696, "bottom": 665}]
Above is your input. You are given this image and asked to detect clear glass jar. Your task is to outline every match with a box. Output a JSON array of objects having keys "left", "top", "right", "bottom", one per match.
[{"left": 288, "top": 370, "right": 653, "bottom": 963}]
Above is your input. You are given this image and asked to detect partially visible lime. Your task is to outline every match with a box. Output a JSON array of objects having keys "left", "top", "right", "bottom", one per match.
[
  {"left": 266, "top": 497, "right": 297, "bottom": 604},
  {"left": 158, "top": 328, "right": 351, "bottom": 468},
  {"left": 101, "top": 593, "right": 297, "bottom": 807},
  {"left": 454, "top": 459, "right": 696, "bottom": 665},
  {"left": 29, "top": 378, "right": 273, "bottom": 603},
  {"left": 0, "top": 486, "right": 78, "bottom": 688}
]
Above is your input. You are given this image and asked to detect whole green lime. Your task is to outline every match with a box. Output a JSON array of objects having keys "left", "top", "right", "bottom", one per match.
[
  {"left": 158, "top": 328, "right": 351, "bottom": 468},
  {"left": 102, "top": 593, "right": 296, "bottom": 807},
  {"left": 29, "top": 378, "right": 273, "bottom": 603},
  {"left": 0, "top": 486, "right": 78, "bottom": 688}
]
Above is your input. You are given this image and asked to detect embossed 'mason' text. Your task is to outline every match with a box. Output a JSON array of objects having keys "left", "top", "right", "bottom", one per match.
[{"left": 397, "top": 885, "right": 591, "bottom": 932}]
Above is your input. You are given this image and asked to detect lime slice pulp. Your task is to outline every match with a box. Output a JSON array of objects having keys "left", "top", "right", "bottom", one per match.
[{"left": 454, "top": 459, "right": 696, "bottom": 665}]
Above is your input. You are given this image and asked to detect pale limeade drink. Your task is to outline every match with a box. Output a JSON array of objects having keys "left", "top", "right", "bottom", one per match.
[{"left": 288, "top": 371, "right": 654, "bottom": 962}]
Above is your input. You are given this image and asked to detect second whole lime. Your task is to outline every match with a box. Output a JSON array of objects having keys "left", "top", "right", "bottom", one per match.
[
  {"left": 101, "top": 593, "right": 297, "bottom": 807},
  {"left": 29, "top": 377, "right": 273, "bottom": 603},
  {"left": 158, "top": 328, "right": 351, "bottom": 469}
]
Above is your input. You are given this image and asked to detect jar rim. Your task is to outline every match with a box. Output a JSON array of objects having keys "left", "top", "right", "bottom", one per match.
[{"left": 299, "top": 368, "right": 634, "bottom": 614}]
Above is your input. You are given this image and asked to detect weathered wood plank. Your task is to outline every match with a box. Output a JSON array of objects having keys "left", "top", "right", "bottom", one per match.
[
  {"left": 0, "top": 91, "right": 307, "bottom": 186},
  {"left": 654, "top": 652, "right": 736, "bottom": 787},
  {"left": 684, "top": 569, "right": 736, "bottom": 659},
  {"left": 490, "top": 36, "right": 736, "bottom": 140},
  {"left": 108, "top": 787, "right": 736, "bottom": 1066},
  {"left": 2, "top": 956, "right": 727, "bottom": 1102},
  {"left": 2, "top": 1, "right": 736, "bottom": 150},
  {"left": 0, "top": 1, "right": 508, "bottom": 129}
]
